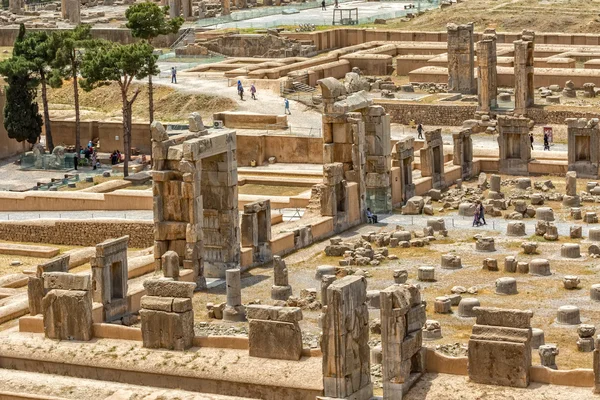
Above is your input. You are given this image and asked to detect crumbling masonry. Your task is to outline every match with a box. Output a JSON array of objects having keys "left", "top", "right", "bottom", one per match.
[
  {"left": 567, "top": 118, "right": 600, "bottom": 178},
  {"left": 447, "top": 22, "right": 475, "bottom": 94},
  {"left": 498, "top": 115, "right": 531, "bottom": 175},
  {"left": 91, "top": 236, "right": 129, "bottom": 322},
  {"left": 393, "top": 138, "right": 416, "bottom": 205},
  {"left": 364, "top": 105, "right": 393, "bottom": 214},
  {"left": 152, "top": 114, "right": 239, "bottom": 282},
  {"left": 453, "top": 128, "right": 473, "bottom": 180},
  {"left": 420, "top": 129, "right": 445, "bottom": 189},
  {"left": 241, "top": 199, "right": 272, "bottom": 266}
]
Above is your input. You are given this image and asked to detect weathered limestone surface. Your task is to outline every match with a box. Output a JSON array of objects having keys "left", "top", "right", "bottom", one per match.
[
  {"left": 271, "top": 255, "right": 292, "bottom": 301},
  {"left": 420, "top": 129, "right": 446, "bottom": 189},
  {"left": 247, "top": 305, "right": 303, "bottom": 360},
  {"left": 380, "top": 284, "right": 426, "bottom": 399},
  {"left": 453, "top": 129, "right": 473, "bottom": 180},
  {"left": 447, "top": 23, "right": 475, "bottom": 94},
  {"left": 223, "top": 268, "right": 246, "bottom": 322},
  {"left": 477, "top": 29, "right": 498, "bottom": 112},
  {"left": 497, "top": 115, "right": 531, "bottom": 175},
  {"left": 241, "top": 200, "right": 272, "bottom": 265},
  {"left": 28, "top": 254, "right": 70, "bottom": 316},
  {"left": 468, "top": 307, "right": 533, "bottom": 388},
  {"left": 567, "top": 118, "right": 600, "bottom": 178},
  {"left": 513, "top": 30, "right": 535, "bottom": 115},
  {"left": 91, "top": 236, "right": 129, "bottom": 322},
  {"left": 322, "top": 275, "right": 372, "bottom": 400},
  {"left": 364, "top": 105, "right": 393, "bottom": 213},
  {"left": 394, "top": 138, "right": 416, "bottom": 205},
  {"left": 140, "top": 279, "right": 196, "bottom": 351},
  {"left": 41, "top": 272, "right": 93, "bottom": 341}
]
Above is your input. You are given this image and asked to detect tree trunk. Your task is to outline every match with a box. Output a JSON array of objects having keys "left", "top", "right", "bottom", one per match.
[
  {"left": 40, "top": 70, "right": 53, "bottom": 152},
  {"left": 122, "top": 93, "right": 130, "bottom": 178},
  {"left": 148, "top": 74, "right": 154, "bottom": 123},
  {"left": 72, "top": 59, "right": 81, "bottom": 157}
]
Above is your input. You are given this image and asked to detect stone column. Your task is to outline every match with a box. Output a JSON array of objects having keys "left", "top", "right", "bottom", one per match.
[
  {"left": 513, "top": 30, "right": 535, "bottom": 115},
  {"left": 9, "top": 0, "right": 23, "bottom": 14},
  {"left": 223, "top": 268, "right": 246, "bottom": 322},
  {"left": 452, "top": 128, "right": 473, "bottom": 180},
  {"left": 182, "top": 0, "right": 192, "bottom": 18},
  {"left": 566, "top": 118, "right": 600, "bottom": 178},
  {"left": 477, "top": 29, "right": 497, "bottom": 112},
  {"left": 222, "top": 0, "right": 230, "bottom": 15},
  {"left": 539, "top": 344, "right": 559, "bottom": 369},
  {"left": 271, "top": 256, "right": 292, "bottom": 301},
  {"left": 564, "top": 171, "right": 581, "bottom": 206},
  {"left": 320, "top": 274, "right": 336, "bottom": 306},
  {"left": 364, "top": 105, "right": 392, "bottom": 214},
  {"left": 61, "top": 0, "right": 81, "bottom": 24},
  {"left": 169, "top": 0, "right": 181, "bottom": 18},
  {"left": 447, "top": 22, "right": 475, "bottom": 94}
]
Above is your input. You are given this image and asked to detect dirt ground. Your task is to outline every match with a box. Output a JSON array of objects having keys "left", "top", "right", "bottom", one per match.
[
  {"left": 374, "top": 0, "right": 600, "bottom": 33},
  {"left": 405, "top": 373, "right": 597, "bottom": 399}
]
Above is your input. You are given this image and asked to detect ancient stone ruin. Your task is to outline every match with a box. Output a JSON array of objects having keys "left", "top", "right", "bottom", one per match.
[{"left": 447, "top": 22, "right": 475, "bottom": 94}]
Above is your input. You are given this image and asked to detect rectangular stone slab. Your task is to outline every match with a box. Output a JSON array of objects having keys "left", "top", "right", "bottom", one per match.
[
  {"left": 468, "top": 339, "right": 530, "bottom": 388},
  {"left": 248, "top": 320, "right": 302, "bottom": 361},
  {"left": 0, "top": 243, "right": 59, "bottom": 258},
  {"left": 143, "top": 279, "right": 196, "bottom": 298},
  {"left": 473, "top": 306, "right": 533, "bottom": 328}
]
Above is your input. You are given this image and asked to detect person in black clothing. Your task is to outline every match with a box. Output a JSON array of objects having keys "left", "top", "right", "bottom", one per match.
[
  {"left": 417, "top": 123, "right": 424, "bottom": 140},
  {"left": 477, "top": 201, "right": 486, "bottom": 225},
  {"left": 529, "top": 133, "right": 534, "bottom": 150},
  {"left": 543, "top": 133, "right": 550, "bottom": 151},
  {"left": 321, "top": 0, "right": 326, "bottom": 10}
]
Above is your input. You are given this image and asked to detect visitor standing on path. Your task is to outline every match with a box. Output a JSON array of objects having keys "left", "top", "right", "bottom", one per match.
[
  {"left": 284, "top": 98, "right": 291, "bottom": 115},
  {"left": 321, "top": 0, "right": 326, "bottom": 10},
  {"left": 417, "top": 123, "right": 423, "bottom": 140},
  {"left": 250, "top": 84, "right": 257, "bottom": 100},
  {"left": 544, "top": 132, "right": 550, "bottom": 151},
  {"left": 529, "top": 133, "right": 534, "bottom": 150},
  {"left": 171, "top": 67, "right": 177, "bottom": 84}
]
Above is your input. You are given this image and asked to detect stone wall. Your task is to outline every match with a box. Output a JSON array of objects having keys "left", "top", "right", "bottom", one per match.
[
  {"left": 375, "top": 101, "right": 477, "bottom": 126},
  {"left": 526, "top": 107, "right": 600, "bottom": 124},
  {"left": 0, "top": 28, "right": 180, "bottom": 47},
  {"left": 0, "top": 220, "right": 153, "bottom": 248}
]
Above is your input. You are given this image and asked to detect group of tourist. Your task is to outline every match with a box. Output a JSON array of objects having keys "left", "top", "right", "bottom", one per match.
[
  {"left": 110, "top": 150, "right": 123, "bottom": 165},
  {"left": 236, "top": 80, "right": 257, "bottom": 101},
  {"left": 472, "top": 201, "right": 487, "bottom": 227}
]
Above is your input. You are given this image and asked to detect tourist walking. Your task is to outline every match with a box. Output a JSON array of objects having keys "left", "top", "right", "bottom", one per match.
[
  {"left": 321, "top": 0, "right": 326, "bottom": 10},
  {"left": 250, "top": 84, "right": 257, "bottom": 100},
  {"left": 171, "top": 67, "right": 177, "bottom": 84},
  {"left": 529, "top": 133, "right": 534, "bottom": 150},
  {"left": 543, "top": 132, "right": 550, "bottom": 151},
  {"left": 239, "top": 85, "right": 244, "bottom": 100},
  {"left": 91, "top": 151, "right": 97, "bottom": 170},
  {"left": 284, "top": 98, "right": 291, "bottom": 115},
  {"left": 478, "top": 201, "right": 486, "bottom": 225},
  {"left": 473, "top": 206, "right": 480, "bottom": 227},
  {"left": 417, "top": 123, "right": 423, "bottom": 140}
]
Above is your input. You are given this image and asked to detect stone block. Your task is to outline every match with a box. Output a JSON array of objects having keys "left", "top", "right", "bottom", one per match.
[
  {"left": 42, "top": 289, "right": 93, "bottom": 341},
  {"left": 140, "top": 309, "right": 194, "bottom": 350},
  {"left": 246, "top": 305, "right": 303, "bottom": 323},
  {"left": 144, "top": 279, "right": 196, "bottom": 298},
  {"left": 468, "top": 339, "right": 530, "bottom": 388},
  {"left": 248, "top": 319, "right": 302, "bottom": 361},
  {"left": 42, "top": 272, "right": 91, "bottom": 291}
]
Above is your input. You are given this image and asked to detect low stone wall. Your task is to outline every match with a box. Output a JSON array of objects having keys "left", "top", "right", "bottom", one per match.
[
  {"left": 236, "top": 134, "right": 322, "bottom": 166},
  {"left": 213, "top": 112, "right": 288, "bottom": 129},
  {"left": 0, "top": 27, "right": 180, "bottom": 47},
  {"left": 0, "top": 220, "right": 153, "bottom": 248},
  {"left": 526, "top": 107, "right": 600, "bottom": 124},
  {"left": 376, "top": 100, "right": 477, "bottom": 126}
]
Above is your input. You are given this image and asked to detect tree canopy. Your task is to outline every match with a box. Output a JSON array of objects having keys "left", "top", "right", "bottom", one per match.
[{"left": 125, "top": 2, "right": 184, "bottom": 42}]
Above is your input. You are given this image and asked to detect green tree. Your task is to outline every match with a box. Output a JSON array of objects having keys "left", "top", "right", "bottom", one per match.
[
  {"left": 14, "top": 27, "right": 63, "bottom": 151},
  {"left": 53, "top": 24, "right": 94, "bottom": 156},
  {"left": 81, "top": 41, "right": 158, "bottom": 177},
  {"left": 125, "top": 2, "right": 183, "bottom": 123},
  {"left": 0, "top": 26, "right": 42, "bottom": 145}
]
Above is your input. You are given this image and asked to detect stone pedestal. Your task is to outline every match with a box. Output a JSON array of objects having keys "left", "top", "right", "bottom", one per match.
[
  {"left": 434, "top": 296, "right": 452, "bottom": 313},
  {"left": 223, "top": 269, "right": 246, "bottom": 322},
  {"left": 539, "top": 344, "right": 558, "bottom": 369},
  {"left": 458, "top": 298, "right": 480, "bottom": 317},
  {"left": 570, "top": 226, "right": 582, "bottom": 239},
  {"left": 504, "top": 256, "right": 518, "bottom": 273},
  {"left": 417, "top": 266, "right": 435, "bottom": 281},
  {"left": 563, "top": 275, "right": 580, "bottom": 290},
  {"left": 529, "top": 259, "right": 551, "bottom": 276},
  {"left": 561, "top": 243, "right": 581, "bottom": 258},
  {"left": 423, "top": 320, "right": 442, "bottom": 340},
  {"left": 507, "top": 222, "right": 526, "bottom": 236},
  {"left": 476, "top": 237, "right": 495, "bottom": 252},
  {"left": 517, "top": 262, "right": 530, "bottom": 274},
  {"left": 591, "top": 284, "right": 600, "bottom": 301},
  {"left": 441, "top": 254, "right": 462, "bottom": 269},
  {"left": 393, "top": 269, "right": 408, "bottom": 284},
  {"left": 495, "top": 277, "right": 518, "bottom": 295},
  {"left": 556, "top": 305, "right": 581, "bottom": 325},
  {"left": 531, "top": 328, "right": 545, "bottom": 349},
  {"left": 482, "top": 258, "right": 498, "bottom": 271},
  {"left": 271, "top": 256, "right": 292, "bottom": 301}
]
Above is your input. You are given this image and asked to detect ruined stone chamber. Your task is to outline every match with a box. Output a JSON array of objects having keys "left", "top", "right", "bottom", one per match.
[
  {"left": 420, "top": 129, "right": 446, "bottom": 189},
  {"left": 567, "top": 118, "right": 600, "bottom": 178},
  {"left": 151, "top": 117, "right": 240, "bottom": 282},
  {"left": 497, "top": 115, "right": 532, "bottom": 176}
]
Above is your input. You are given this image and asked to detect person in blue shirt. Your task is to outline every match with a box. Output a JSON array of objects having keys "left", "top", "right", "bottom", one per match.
[{"left": 284, "top": 98, "right": 291, "bottom": 115}]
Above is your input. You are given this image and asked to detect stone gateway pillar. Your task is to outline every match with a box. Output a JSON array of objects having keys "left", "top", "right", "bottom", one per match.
[
  {"left": 61, "top": 0, "right": 81, "bottom": 24},
  {"left": 497, "top": 115, "right": 531, "bottom": 175},
  {"left": 419, "top": 129, "right": 445, "bottom": 189},
  {"left": 393, "top": 138, "right": 416, "bottom": 205},
  {"left": 447, "top": 22, "right": 475, "bottom": 94},
  {"left": 477, "top": 29, "right": 498, "bottom": 113},
  {"left": 566, "top": 118, "right": 600, "bottom": 178},
  {"left": 513, "top": 30, "right": 535, "bottom": 115},
  {"left": 321, "top": 275, "right": 373, "bottom": 400},
  {"left": 364, "top": 105, "right": 392, "bottom": 214},
  {"left": 453, "top": 128, "right": 473, "bottom": 180}
]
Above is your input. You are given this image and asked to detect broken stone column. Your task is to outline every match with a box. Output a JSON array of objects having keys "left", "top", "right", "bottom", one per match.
[
  {"left": 393, "top": 137, "right": 416, "bottom": 205},
  {"left": 487, "top": 174, "right": 502, "bottom": 199},
  {"left": 140, "top": 279, "right": 196, "bottom": 350},
  {"left": 247, "top": 305, "right": 303, "bottom": 360},
  {"left": 162, "top": 250, "right": 180, "bottom": 278},
  {"left": 529, "top": 259, "right": 551, "bottom": 276},
  {"left": 9, "top": 0, "right": 23, "bottom": 14},
  {"left": 28, "top": 254, "right": 70, "bottom": 316},
  {"left": 393, "top": 269, "right": 408, "bottom": 284},
  {"left": 497, "top": 115, "right": 532, "bottom": 175},
  {"left": 563, "top": 171, "right": 581, "bottom": 207},
  {"left": 61, "top": 0, "right": 80, "bottom": 23},
  {"left": 556, "top": 305, "right": 581, "bottom": 325},
  {"left": 41, "top": 272, "right": 93, "bottom": 341},
  {"left": 321, "top": 274, "right": 336, "bottom": 305},
  {"left": 319, "top": 162, "right": 350, "bottom": 231},
  {"left": 221, "top": 0, "right": 230, "bottom": 15},
  {"left": 458, "top": 298, "right": 480, "bottom": 317},
  {"left": 223, "top": 268, "right": 245, "bottom": 322},
  {"left": 577, "top": 324, "right": 596, "bottom": 352},
  {"left": 241, "top": 200, "right": 272, "bottom": 265},
  {"left": 561, "top": 243, "right": 581, "bottom": 258},
  {"left": 567, "top": 118, "right": 600, "bottom": 178},
  {"left": 364, "top": 105, "right": 392, "bottom": 213},
  {"left": 468, "top": 307, "right": 533, "bottom": 387},
  {"left": 91, "top": 236, "right": 129, "bottom": 322},
  {"left": 504, "top": 256, "right": 518, "bottom": 273},
  {"left": 322, "top": 275, "right": 372, "bottom": 400},
  {"left": 420, "top": 129, "right": 446, "bottom": 189},
  {"left": 513, "top": 30, "right": 535, "bottom": 115},
  {"left": 380, "top": 284, "right": 426, "bottom": 399},
  {"left": 271, "top": 256, "right": 292, "bottom": 301},
  {"left": 539, "top": 344, "right": 558, "bottom": 369},
  {"left": 447, "top": 22, "right": 475, "bottom": 94},
  {"left": 476, "top": 29, "right": 498, "bottom": 112},
  {"left": 495, "top": 277, "right": 518, "bottom": 295},
  {"left": 417, "top": 266, "right": 435, "bottom": 281}
]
